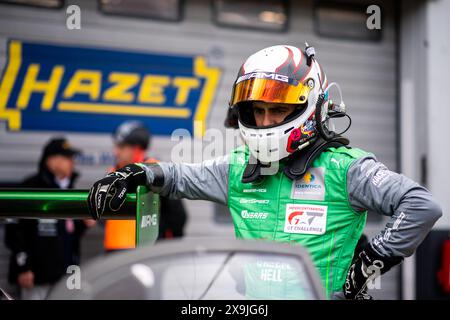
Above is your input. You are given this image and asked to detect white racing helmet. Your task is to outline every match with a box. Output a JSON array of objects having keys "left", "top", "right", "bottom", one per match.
[{"left": 229, "top": 44, "right": 330, "bottom": 163}]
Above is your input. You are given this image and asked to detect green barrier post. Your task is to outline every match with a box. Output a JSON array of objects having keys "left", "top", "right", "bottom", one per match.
[
  {"left": 0, "top": 187, "right": 159, "bottom": 247},
  {"left": 135, "top": 186, "right": 160, "bottom": 247}
]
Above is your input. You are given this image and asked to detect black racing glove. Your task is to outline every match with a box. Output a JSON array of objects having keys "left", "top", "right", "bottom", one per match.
[
  {"left": 87, "top": 163, "right": 147, "bottom": 220},
  {"left": 343, "top": 244, "right": 403, "bottom": 300}
]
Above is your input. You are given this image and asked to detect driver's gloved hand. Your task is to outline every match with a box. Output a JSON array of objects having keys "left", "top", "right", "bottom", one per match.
[
  {"left": 87, "top": 163, "right": 147, "bottom": 220},
  {"left": 343, "top": 244, "right": 403, "bottom": 300}
]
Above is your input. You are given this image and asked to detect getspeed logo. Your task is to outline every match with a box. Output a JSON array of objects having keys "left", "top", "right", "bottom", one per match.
[
  {"left": 239, "top": 198, "right": 270, "bottom": 204},
  {"left": 0, "top": 40, "right": 221, "bottom": 137}
]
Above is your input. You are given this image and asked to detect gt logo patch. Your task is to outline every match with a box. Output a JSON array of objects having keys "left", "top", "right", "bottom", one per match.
[{"left": 284, "top": 204, "right": 327, "bottom": 235}]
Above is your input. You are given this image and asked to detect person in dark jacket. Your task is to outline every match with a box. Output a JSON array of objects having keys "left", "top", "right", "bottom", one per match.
[{"left": 4, "top": 137, "right": 95, "bottom": 300}]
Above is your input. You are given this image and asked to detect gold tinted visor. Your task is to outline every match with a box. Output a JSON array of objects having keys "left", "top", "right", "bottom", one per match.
[{"left": 231, "top": 77, "right": 311, "bottom": 106}]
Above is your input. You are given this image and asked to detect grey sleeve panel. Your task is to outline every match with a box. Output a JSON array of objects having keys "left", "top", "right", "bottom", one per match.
[
  {"left": 142, "top": 155, "right": 230, "bottom": 205},
  {"left": 347, "top": 156, "right": 442, "bottom": 258}
]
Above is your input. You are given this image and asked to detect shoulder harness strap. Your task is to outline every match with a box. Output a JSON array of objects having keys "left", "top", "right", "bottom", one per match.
[
  {"left": 241, "top": 136, "right": 350, "bottom": 183},
  {"left": 283, "top": 136, "right": 349, "bottom": 180}
]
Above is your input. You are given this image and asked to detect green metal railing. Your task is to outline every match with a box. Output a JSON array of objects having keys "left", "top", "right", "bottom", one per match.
[{"left": 0, "top": 186, "right": 160, "bottom": 247}]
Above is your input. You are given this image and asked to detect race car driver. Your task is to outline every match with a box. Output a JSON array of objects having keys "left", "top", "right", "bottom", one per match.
[{"left": 87, "top": 44, "right": 442, "bottom": 299}]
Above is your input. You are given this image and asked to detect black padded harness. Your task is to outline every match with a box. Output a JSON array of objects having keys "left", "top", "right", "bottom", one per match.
[{"left": 241, "top": 136, "right": 350, "bottom": 183}]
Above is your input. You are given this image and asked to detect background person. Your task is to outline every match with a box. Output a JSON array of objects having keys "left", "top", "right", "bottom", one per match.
[
  {"left": 103, "top": 121, "right": 187, "bottom": 252},
  {"left": 4, "top": 137, "right": 95, "bottom": 300}
]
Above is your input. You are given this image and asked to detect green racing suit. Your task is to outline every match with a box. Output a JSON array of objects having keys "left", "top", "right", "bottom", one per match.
[{"left": 142, "top": 145, "right": 442, "bottom": 298}]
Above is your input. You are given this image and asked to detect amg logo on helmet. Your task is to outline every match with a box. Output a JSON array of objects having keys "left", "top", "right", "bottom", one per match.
[{"left": 236, "top": 72, "right": 290, "bottom": 84}]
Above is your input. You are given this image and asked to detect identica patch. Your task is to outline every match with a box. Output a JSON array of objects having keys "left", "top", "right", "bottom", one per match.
[
  {"left": 291, "top": 167, "right": 325, "bottom": 201},
  {"left": 284, "top": 204, "right": 328, "bottom": 235}
]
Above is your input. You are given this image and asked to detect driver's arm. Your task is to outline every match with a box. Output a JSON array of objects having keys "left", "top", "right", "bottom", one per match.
[
  {"left": 347, "top": 155, "right": 442, "bottom": 259},
  {"left": 142, "top": 155, "right": 230, "bottom": 206},
  {"left": 341, "top": 155, "right": 442, "bottom": 299}
]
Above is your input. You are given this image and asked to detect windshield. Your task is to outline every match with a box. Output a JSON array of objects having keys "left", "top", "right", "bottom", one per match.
[{"left": 81, "top": 252, "right": 318, "bottom": 300}]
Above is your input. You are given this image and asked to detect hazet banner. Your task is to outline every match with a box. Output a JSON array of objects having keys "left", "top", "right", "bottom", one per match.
[{"left": 0, "top": 40, "right": 221, "bottom": 137}]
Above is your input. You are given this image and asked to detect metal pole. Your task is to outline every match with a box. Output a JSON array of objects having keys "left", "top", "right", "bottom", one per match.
[{"left": 0, "top": 189, "right": 136, "bottom": 220}]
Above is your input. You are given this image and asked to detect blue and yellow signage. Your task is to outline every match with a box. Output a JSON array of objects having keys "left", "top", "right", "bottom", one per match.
[{"left": 0, "top": 40, "right": 221, "bottom": 137}]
